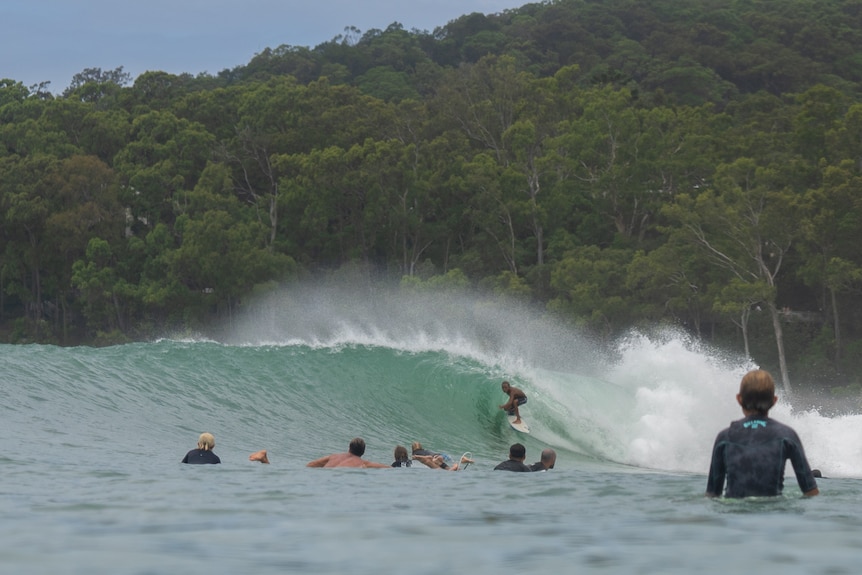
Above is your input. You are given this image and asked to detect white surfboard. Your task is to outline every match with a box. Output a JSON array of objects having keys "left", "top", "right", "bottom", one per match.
[{"left": 507, "top": 414, "right": 530, "bottom": 433}]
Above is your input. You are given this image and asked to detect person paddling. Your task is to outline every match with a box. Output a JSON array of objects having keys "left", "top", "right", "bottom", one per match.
[{"left": 306, "top": 437, "right": 389, "bottom": 468}]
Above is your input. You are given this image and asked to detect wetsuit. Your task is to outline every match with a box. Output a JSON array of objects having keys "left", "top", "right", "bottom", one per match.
[
  {"left": 494, "top": 459, "right": 532, "bottom": 472},
  {"left": 529, "top": 461, "right": 547, "bottom": 471},
  {"left": 392, "top": 459, "right": 412, "bottom": 467},
  {"left": 706, "top": 414, "right": 818, "bottom": 498},
  {"left": 181, "top": 449, "right": 221, "bottom": 464}
]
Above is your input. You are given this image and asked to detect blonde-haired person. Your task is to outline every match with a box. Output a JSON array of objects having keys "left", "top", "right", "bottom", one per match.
[
  {"left": 182, "top": 432, "right": 221, "bottom": 464},
  {"left": 705, "top": 369, "right": 819, "bottom": 498}
]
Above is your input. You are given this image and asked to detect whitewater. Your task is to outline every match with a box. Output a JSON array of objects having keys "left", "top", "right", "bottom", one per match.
[{"left": 2, "top": 282, "right": 862, "bottom": 574}]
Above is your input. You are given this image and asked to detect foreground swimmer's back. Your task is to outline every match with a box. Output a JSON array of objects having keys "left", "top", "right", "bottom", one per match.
[
  {"left": 705, "top": 369, "right": 818, "bottom": 498},
  {"left": 707, "top": 415, "right": 817, "bottom": 497}
]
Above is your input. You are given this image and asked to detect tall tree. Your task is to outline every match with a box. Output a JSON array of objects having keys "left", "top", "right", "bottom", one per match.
[{"left": 663, "top": 158, "right": 801, "bottom": 392}]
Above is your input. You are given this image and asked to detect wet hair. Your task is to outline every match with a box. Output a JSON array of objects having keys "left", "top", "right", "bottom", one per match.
[
  {"left": 501, "top": 381, "right": 510, "bottom": 390},
  {"left": 739, "top": 369, "right": 776, "bottom": 414},
  {"left": 197, "top": 432, "right": 215, "bottom": 451},
  {"left": 349, "top": 437, "right": 366, "bottom": 457},
  {"left": 393, "top": 445, "right": 409, "bottom": 461},
  {"left": 509, "top": 443, "right": 526, "bottom": 459},
  {"left": 411, "top": 441, "right": 423, "bottom": 453}
]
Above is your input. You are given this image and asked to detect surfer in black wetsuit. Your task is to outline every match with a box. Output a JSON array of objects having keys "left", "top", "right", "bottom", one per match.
[
  {"left": 705, "top": 369, "right": 819, "bottom": 498},
  {"left": 529, "top": 448, "right": 557, "bottom": 471},
  {"left": 182, "top": 432, "right": 221, "bottom": 464},
  {"left": 392, "top": 445, "right": 411, "bottom": 467},
  {"left": 494, "top": 443, "right": 532, "bottom": 472},
  {"left": 499, "top": 381, "right": 527, "bottom": 425}
]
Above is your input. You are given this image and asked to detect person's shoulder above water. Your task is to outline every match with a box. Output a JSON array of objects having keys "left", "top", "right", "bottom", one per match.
[
  {"left": 182, "top": 432, "right": 221, "bottom": 464},
  {"left": 529, "top": 448, "right": 557, "bottom": 472},
  {"left": 494, "top": 442, "right": 532, "bottom": 472},
  {"left": 307, "top": 437, "right": 390, "bottom": 469},
  {"left": 182, "top": 448, "right": 221, "bottom": 464},
  {"left": 495, "top": 459, "right": 532, "bottom": 472}
]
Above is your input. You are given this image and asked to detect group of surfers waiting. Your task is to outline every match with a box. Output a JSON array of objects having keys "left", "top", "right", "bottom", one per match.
[
  {"left": 182, "top": 434, "right": 555, "bottom": 472},
  {"left": 182, "top": 369, "right": 822, "bottom": 497}
]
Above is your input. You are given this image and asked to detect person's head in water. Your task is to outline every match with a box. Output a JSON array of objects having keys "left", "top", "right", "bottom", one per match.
[
  {"left": 393, "top": 445, "right": 408, "bottom": 462},
  {"left": 737, "top": 369, "right": 778, "bottom": 415},
  {"left": 540, "top": 448, "right": 557, "bottom": 469},
  {"left": 509, "top": 443, "right": 526, "bottom": 461},
  {"left": 197, "top": 432, "right": 215, "bottom": 451},
  {"left": 411, "top": 441, "right": 423, "bottom": 453},
  {"left": 349, "top": 437, "right": 366, "bottom": 457}
]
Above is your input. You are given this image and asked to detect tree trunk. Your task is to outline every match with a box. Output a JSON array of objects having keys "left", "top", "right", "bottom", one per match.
[
  {"left": 739, "top": 306, "right": 751, "bottom": 358},
  {"left": 113, "top": 292, "right": 125, "bottom": 333},
  {"left": 830, "top": 286, "right": 841, "bottom": 362},
  {"left": 527, "top": 166, "right": 544, "bottom": 266},
  {"left": 767, "top": 301, "right": 791, "bottom": 395}
]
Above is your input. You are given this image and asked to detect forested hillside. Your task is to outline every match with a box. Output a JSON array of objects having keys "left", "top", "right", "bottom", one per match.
[{"left": 2, "top": 0, "right": 862, "bottom": 392}]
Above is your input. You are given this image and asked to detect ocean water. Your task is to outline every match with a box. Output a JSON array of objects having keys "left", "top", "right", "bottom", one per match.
[{"left": 3, "top": 285, "right": 862, "bottom": 574}]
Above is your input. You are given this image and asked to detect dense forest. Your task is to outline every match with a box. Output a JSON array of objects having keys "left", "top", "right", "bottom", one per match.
[{"left": 3, "top": 0, "right": 862, "bottom": 394}]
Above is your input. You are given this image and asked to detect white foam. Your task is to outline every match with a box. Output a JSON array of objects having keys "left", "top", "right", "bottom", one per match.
[{"left": 229, "top": 280, "right": 862, "bottom": 478}]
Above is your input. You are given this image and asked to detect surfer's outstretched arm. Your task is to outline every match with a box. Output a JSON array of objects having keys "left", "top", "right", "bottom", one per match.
[{"left": 306, "top": 455, "right": 330, "bottom": 467}]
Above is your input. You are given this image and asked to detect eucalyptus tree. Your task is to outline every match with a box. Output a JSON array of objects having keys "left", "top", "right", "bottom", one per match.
[
  {"left": 41, "top": 155, "right": 125, "bottom": 339},
  {"left": 662, "top": 158, "right": 802, "bottom": 392},
  {"left": 797, "top": 156, "right": 862, "bottom": 364},
  {"left": 548, "top": 244, "right": 635, "bottom": 339},
  {"left": 62, "top": 66, "right": 132, "bottom": 102},
  {"left": 113, "top": 109, "right": 215, "bottom": 233},
  {"left": 433, "top": 55, "right": 569, "bottom": 276},
  {"left": 553, "top": 85, "right": 717, "bottom": 246},
  {"left": 0, "top": 154, "right": 58, "bottom": 335}
]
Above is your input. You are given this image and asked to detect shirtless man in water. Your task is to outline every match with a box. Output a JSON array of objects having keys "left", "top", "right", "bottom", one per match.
[
  {"left": 499, "top": 381, "right": 527, "bottom": 424},
  {"left": 306, "top": 437, "right": 389, "bottom": 468}
]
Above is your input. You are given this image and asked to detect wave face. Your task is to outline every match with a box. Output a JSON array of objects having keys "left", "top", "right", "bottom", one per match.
[{"left": 5, "top": 282, "right": 862, "bottom": 478}]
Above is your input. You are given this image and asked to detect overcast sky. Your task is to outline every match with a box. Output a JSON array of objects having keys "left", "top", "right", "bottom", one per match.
[{"left": 1, "top": 0, "right": 528, "bottom": 92}]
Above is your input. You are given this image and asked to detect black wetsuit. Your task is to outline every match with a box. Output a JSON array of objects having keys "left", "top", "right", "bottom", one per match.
[
  {"left": 181, "top": 449, "right": 221, "bottom": 464},
  {"left": 706, "top": 414, "right": 818, "bottom": 498},
  {"left": 392, "top": 459, "right": 412, "bottom": 467},
  {"left": 529, "top": 461, "right": 546, "bottom": 471},
  {"left": 494, "top": 459, "right": 532, "bottom": 472}
]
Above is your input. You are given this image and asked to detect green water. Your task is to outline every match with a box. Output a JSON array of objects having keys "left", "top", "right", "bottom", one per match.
[{"left": 3, "top": 290, "right": 861, "bottom": 573}]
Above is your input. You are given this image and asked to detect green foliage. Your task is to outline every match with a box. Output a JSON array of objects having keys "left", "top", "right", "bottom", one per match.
[
  {"left": 356, "top": 66, "right": 419, "bottom": 101},
  {"left": 4, "top": 0, "right": 862, "bottom": 391},
  {"left": 548, "top": 245, "right": 635, "bottom": 337},
  {"left": 400, "top": 268, "right": 472, "bottom": 292}
]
